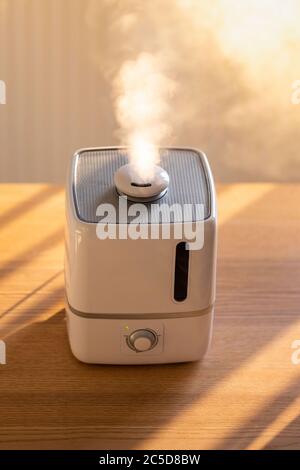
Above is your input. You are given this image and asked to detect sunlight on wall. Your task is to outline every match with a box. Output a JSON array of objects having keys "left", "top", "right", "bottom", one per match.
[{"left": 0, "top": 0, "right": 300, "bottom": 182}]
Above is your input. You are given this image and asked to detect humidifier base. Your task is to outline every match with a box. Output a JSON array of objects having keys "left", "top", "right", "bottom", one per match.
[{"left": 66, "top": 306, "right": 214, "bottom": 365}]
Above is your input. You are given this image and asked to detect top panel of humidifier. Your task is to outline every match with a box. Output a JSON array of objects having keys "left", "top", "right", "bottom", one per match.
[{"left": 72, "top": 147, "right": 211, "bottom": 223}]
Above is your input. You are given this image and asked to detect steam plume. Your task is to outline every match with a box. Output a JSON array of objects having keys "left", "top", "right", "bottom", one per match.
[
  {"left": 86, "top": 0, "right": 300, "bottom": 181},
  {"left": 86, "top": 0, "right": 179, "bottom": 181},
  {"left": 115, "top": 53, "right": 175, "bottom": 181}
]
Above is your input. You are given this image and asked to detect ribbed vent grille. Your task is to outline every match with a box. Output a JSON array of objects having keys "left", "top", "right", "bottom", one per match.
[{"left": 73, "top": 148, "right": 211, "bottom": 223}]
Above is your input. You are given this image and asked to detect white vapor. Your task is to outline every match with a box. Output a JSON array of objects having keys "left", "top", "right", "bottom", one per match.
[{"left": 86, "top": 0, "right": 300, "bottom": 181}]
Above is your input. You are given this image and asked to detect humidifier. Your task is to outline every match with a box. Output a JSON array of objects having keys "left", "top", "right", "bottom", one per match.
[{"left": 65, "top": 147, "right": 217, "bottom": 364}]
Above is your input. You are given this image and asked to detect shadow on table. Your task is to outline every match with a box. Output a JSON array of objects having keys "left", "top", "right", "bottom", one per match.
[
  {"left": 0, "top": 184, "right": 300, "bottom": 449},
  {"left": 0, "top": 186, "right": 63, "bottom": 230},
  {"left": 215, "top": 377, "right": 300, "bottom": 450},
  {"left": 265, "top": 414, "right": 300, "bottom": 450}
]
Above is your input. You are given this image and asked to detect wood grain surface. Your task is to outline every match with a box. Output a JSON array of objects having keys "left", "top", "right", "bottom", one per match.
[{"left": 0, "top": 183, "right": 300, "bottom": 450}]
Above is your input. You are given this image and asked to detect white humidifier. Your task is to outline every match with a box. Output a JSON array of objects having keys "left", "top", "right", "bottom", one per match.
[{"left": 65, "top": 147, "right": 217, "bottom": 364}]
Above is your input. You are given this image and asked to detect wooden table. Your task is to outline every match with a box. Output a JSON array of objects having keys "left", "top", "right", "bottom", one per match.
[{"left": 0, "top": 184, "right": 300, "bottom": 450}]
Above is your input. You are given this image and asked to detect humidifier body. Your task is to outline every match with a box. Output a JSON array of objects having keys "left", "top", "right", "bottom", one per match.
[{"left": 65, "top": 147, "right": 217, "bottom": 364}]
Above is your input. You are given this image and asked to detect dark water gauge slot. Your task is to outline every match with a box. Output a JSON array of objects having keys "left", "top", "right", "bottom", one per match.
[{"left": 174, "top": 242, "right": 189, "bottom": 302}]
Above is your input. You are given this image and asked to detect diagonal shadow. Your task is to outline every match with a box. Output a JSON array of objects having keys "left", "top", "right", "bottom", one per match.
[
  {"left": 0, "top": 227, "right": 64, "bottom": 281},
  {"left": 0, "top": 186, "right": 63, "bottom": 230},
  {"left": 1, "top": 307, "right": 200, "bottom": 449},
  {"left": 0, "top": 186, "right": 299, "bottom": 449},
  {"left": 0, "top": 286, "right": 64, "bottom": 340},
  {"left": 0, "top": 270, "right": 63, "bottom": 320},
  {"left": 265, "top": 414, "right": 300, "bottom": 449},
  {"left": 215, "top": 377, "right": 300, "bottom": 450}
]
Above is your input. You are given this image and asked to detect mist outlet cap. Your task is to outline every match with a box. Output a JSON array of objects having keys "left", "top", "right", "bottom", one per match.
[{"left": 114, "top": 164, "right": 169, "bottom": 202}]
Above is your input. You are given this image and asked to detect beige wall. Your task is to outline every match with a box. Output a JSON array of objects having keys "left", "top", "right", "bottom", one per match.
[
  {"left": 0, "top": 0, "right": 300, "bottom": 183},
  {"left": 0, "top": 0, "right": 113, "bottom": 183}
]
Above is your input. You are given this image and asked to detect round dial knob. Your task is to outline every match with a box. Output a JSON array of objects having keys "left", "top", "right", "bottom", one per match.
[{"left": 127, "top": 329, "right": 158, "bottom": 352}]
